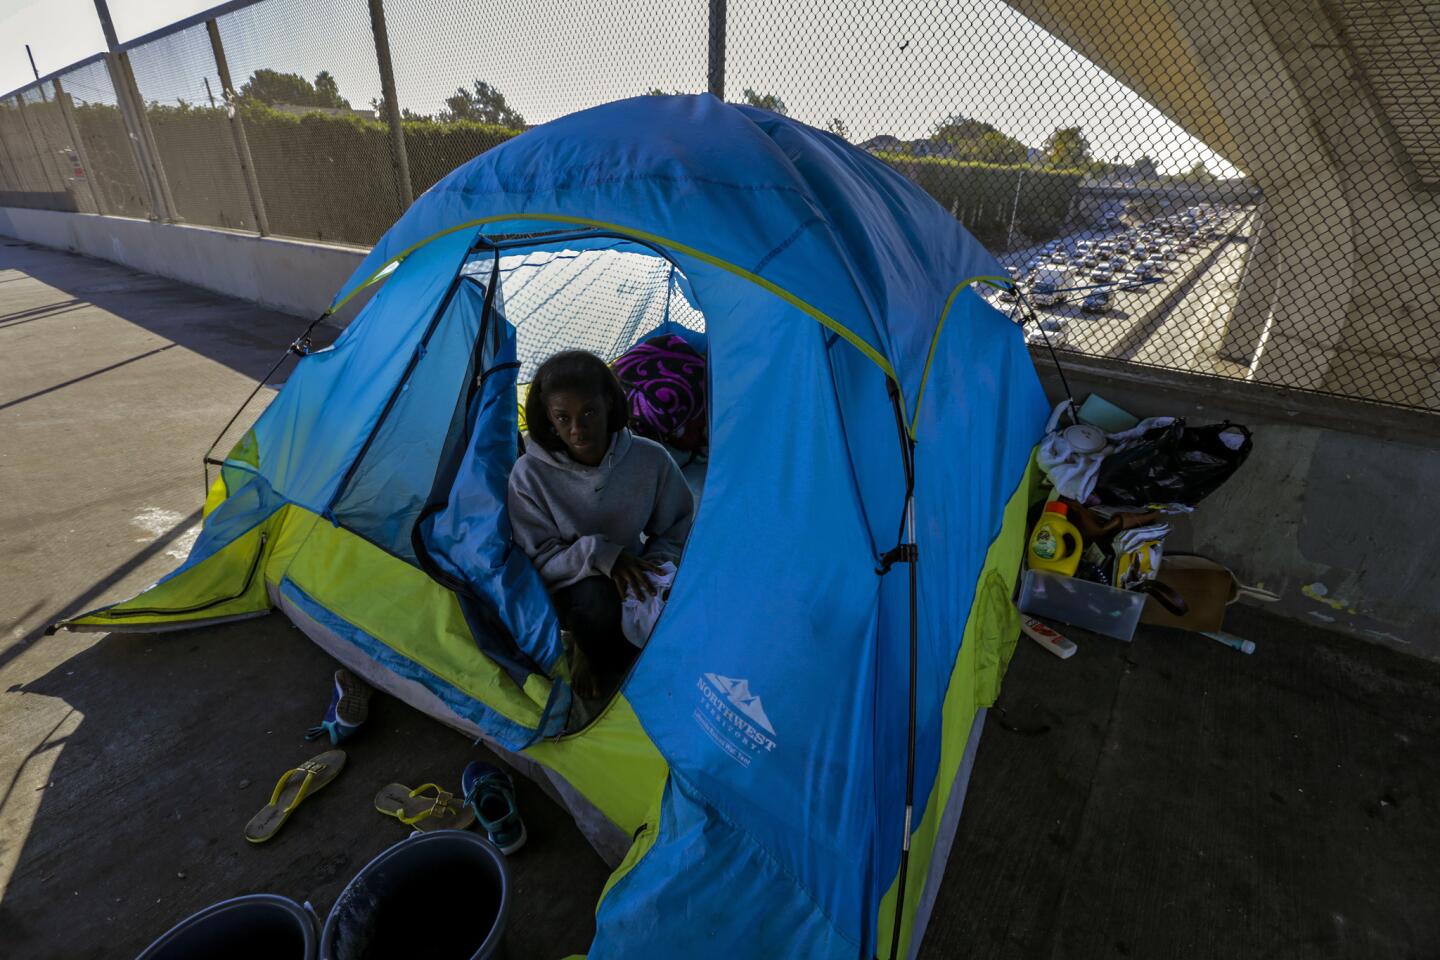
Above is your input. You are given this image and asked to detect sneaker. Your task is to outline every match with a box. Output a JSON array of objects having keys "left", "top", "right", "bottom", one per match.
[
  {"left": 461, "top": 761, "right": 527, "bottom": 855},
  {"left": 305, "top": 668, "right": 372, "bottom": 746}
]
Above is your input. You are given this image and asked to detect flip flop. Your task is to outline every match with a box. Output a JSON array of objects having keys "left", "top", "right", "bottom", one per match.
[
  {"left": 373, "top": 782, "right": 476, "bottom": 832},
  {"left": 244, "top": 749, "right": 346, "bottom": 844},
  {"left": 305, "top": 668, "right": 373, "bottom": 746}
]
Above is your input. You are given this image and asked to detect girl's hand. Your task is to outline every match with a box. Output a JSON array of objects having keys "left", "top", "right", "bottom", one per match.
[{"left": 612, "top": 553, "right": 663, "bottom": 599}]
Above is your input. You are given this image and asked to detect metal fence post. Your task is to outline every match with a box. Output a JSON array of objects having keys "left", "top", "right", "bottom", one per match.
[
  {"left": 708, "top": 0, "right": 727, "bottom": 99},
  {"left": 116, "top": 51, "right": 180, "bottom": 221},
  {"left": 102, "top": 53, "right": 163, "bottom": 220},
  {"left": 93, "top": 0, "right": 165, "bottom": 220},
  {"left": 14, "top": 91, "right": 67, "bottom": 193},
  {"left": 53, "top": 77, "right": 107, "bottom": 215},
  {"left": 206, "top": 19, "right": 270, "bottom": 236},
  {"left": 368, "top": 0, "right": 414, "bottom": 211}
]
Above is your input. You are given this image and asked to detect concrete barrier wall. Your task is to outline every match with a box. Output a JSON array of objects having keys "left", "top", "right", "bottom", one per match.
[
  {"left": 0, "top": 207, "right": 365, "bottom": 319},
  {"left": 1037, "top": 354, "right": 1440, "bottom": 662}
]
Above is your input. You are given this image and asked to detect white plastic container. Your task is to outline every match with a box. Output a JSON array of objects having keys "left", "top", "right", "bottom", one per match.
[{"left": 1017, "top": 569, "right": 1147, "bottom": 642}]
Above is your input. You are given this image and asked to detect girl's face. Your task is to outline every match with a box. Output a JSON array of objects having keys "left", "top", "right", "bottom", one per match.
[{"left": 545, "top": 389, "right": 610, "bottom": 465}]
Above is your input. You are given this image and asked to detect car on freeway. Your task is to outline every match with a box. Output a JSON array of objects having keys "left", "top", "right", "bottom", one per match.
[
  {"left": 1081, "top": 290, "right": 1111, "bottom": 314},
  {"left": 1029, "top": 265, "right": 1072, "bottom": 307},
  {"left": 1024, "top": 316, "right": 1066, "bottom": 348},
  {"left": 1089, "top": 266, "right": 1114, "bottom": 284}
]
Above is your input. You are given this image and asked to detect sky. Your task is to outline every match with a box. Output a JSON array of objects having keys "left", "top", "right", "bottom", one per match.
[{"left": 0, "top": 0, "right": 1241, "bottom": 176}]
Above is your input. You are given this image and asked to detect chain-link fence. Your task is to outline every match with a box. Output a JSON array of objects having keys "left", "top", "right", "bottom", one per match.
[
  {"left": 1, "top": 0, "right": 1436, "bottom": 412},
  {"left": 58, "top": 57, "right": 151, "bottom": 219},
  {"left": 125, "top": 24, "right": 257, "bottom": 231},
  {"left": 0, "top": 93, "right": 58, "bottom": 199},
  {"left": 214, "top": 0, "right": 404, "bottom": 243}
]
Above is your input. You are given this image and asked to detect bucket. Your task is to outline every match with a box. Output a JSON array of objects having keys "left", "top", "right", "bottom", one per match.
[
  {"left": 320, "top": 830, "right": 510, "bottom": 960},
  {"left": 136, "top": 893, "right": 318, "bottom": 960}
]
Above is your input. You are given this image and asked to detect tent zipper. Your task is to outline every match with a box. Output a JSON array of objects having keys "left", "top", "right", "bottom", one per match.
[{"left": 95, "top": 532, "right": 269, "bottom": 619}]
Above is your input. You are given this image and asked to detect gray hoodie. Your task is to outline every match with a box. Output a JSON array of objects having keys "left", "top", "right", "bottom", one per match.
[{"left": 506, "top": 428, "right": 695, "bottom": 590}]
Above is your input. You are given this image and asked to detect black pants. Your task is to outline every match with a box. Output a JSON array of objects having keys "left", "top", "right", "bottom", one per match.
[{"left": 552, "top": 576, "right": 635, "bottom": 688}]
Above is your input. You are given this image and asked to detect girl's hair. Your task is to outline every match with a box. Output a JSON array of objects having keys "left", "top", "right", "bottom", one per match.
[{"left": 525, "top": 350, "right": 630, "bottom": 454}]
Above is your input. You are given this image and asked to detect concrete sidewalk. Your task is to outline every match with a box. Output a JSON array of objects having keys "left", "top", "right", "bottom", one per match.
[
  {"left": 924, "top": 602, "right": 1440, "bottom": 960},
  {"left": 2, "top": 240, "right": 1437, "bottom": 959}
]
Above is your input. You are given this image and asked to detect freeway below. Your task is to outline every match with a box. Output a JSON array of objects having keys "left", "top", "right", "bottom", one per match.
[{"left": 986, "top": 212, "right": 1256, "bottom": 380}]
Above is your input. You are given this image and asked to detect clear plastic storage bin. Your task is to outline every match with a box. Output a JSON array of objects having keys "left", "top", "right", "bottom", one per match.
[{"left": 1018, "top": 569, "right": 1147, "bottom": 642}]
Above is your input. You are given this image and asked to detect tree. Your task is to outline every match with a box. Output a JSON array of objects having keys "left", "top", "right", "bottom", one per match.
[
  {"left": 971, "top": 130, "right": 1027, "bottom": 164},
  {"left": 1043, "top": 126, "right": 1091, "bottom": 168},
  {"left": 931, "top": 114, "right": 999, "bottom": 144},
  {"left": 370, "top": 95, "right": 430, "bottom": 121},
  {"left": 740, "top": 88, "right": 787, "bottom": 116},
  {"left": 239, "top": 68, "right": 349, "bottom": 109},
  {"left": 824, "top": 117, "right": 849, "bottom": 140},
  {"left": 441, "top": 79, "right": 525, "bottom": 127},
  {"left": 312, "top": 71, "right": 347, "bottom": 109},
  {"left": 928, "top": 114, "right": 1027, "bottom": 163},
  {"left": 1132, "top": 154, "right": 1159, "bottom": 180},
  {"left": 644, "top": 87, "right": 683, "bottom": 96}
]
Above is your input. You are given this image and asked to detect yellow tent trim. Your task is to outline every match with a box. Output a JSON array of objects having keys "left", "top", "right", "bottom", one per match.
[{"left": 910, "top": 273, "right": 1012, "bottom": 435}]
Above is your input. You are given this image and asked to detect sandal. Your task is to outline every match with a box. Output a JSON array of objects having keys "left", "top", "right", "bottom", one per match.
[
  {"left": 305, "top": 669, "right": 372, "bottom": 746},
  {"left": 462, "top": 762, "right": 527, "bottom": 854},
  {"left": 373, "top": 782, "right": 476, "bottom": 832},
  {"left": 244, "top": 749, "right": 346, "bottom": 844}
]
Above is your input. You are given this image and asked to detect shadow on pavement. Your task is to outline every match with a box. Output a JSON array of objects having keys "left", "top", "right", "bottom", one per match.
[
  {"left": 1, "top": 615, "right": 609, "bottom": 960},
  {"left": 0, "top": 508, "right": 202, "bottom": 673},
  {"left": 0, "top": 242, "right": 335, "bottom": 386},
  {"left": 920, "top": 604, "right": 1440, "bottom": 960}
]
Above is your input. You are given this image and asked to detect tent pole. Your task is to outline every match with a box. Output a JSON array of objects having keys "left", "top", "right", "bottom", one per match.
[{"left": 882, "top": 378, "right": 919, "bottom": 960}]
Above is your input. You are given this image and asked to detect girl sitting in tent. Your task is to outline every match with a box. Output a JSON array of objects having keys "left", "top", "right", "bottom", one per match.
[{"left": 507, "top": 350, "right": 695, "bottom": 696}]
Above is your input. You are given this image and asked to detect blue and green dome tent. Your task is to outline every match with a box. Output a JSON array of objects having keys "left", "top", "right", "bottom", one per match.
[{"left": 60, "top": 94, "right": 1049, "bottom": 958}]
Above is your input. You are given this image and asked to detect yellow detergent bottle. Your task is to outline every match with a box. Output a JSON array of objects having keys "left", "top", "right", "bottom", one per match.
[{"left": 1028, "top": 501, "right": 1083, "bottom": 576}]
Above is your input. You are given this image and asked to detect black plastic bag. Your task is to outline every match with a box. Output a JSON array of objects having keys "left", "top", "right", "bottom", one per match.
[{"left": 1093, "top": 420, "right": 1252, "bottom": 507}]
